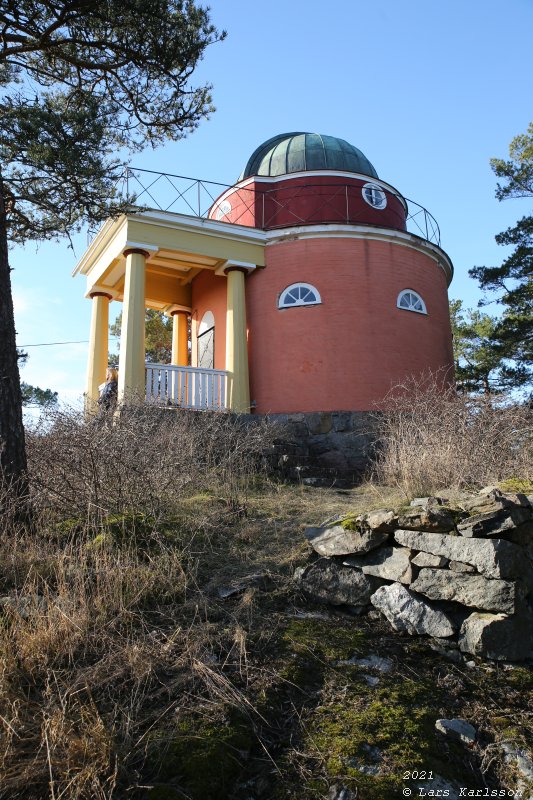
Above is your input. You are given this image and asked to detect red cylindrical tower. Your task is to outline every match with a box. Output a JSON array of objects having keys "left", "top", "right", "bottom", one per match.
[{"left": 204, "top": 131, "right": 454, "bottom": 415}]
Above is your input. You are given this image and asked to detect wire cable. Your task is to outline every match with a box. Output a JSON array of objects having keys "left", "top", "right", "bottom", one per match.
[{"left": 19, "top": 337, "right": 119, "bottom": 348}]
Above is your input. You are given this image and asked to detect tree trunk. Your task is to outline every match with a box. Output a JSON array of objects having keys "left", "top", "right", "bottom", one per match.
[{"left": 0, "top": 173, "right": 29, "bottom": 504}]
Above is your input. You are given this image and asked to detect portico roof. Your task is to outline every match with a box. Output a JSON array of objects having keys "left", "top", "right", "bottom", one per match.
[{"left": 74, "top": 210, "right": 266, "bottom": 310}]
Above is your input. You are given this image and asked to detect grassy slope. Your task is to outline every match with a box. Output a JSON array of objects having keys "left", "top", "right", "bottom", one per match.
[{"left": 0, "top": 482, "right": 531, "bottom": 800}]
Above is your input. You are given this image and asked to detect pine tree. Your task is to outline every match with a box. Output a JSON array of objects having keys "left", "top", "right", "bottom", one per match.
[
  {"left": 17, "top": 350, "right": 58, "bottom": 408},
  {"left": 0, "top": 1, "right": 224, "bottom": 498},
  {"left": 110, "top": 310, "right": 175, "bottom": 365},
  {"left": 469, "top": 124, "right": 533, "bottom": 390},
  {"left": 450, "top": 299, "right": 510, "bottom": 393}
]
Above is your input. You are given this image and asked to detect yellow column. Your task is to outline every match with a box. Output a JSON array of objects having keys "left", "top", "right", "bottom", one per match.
[
  {"left": 225, "top": 267, "right": 250, "bottom": 413},
  {"left": 118, "top": 249, "right": 147, "bottom": 404},
  {"left": 170, "top": 310, "right": 189, "bottom": 366},
  {"left": 85, "top": 292, "right": 111, "bottom": 413}
]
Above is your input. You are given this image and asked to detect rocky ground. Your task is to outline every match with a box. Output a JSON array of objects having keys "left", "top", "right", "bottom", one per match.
[
  {"left": 143, "top": 486, "right": 533, "bottom": 800},
  {"left": 1, "top": 482, "right": 531, "bottom": 800},
  {"left": 145, "top": 586, "right": 532, "bottom": 800},
  {"left": 299, "top": 488, "right": 533, "bottom": 662}
]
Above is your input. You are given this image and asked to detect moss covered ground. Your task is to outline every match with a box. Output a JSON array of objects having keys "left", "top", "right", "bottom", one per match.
[
  {"left": 140, "top": 603, "right": 532, "bottom": 800},
  {"left": 136, "top": 483, "right": 532, "bottom": 800},
  {"left": 1, "top": 482, "right": 531, "bottom": 800}
]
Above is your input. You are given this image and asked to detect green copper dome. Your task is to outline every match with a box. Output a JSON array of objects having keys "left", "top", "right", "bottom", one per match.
[{"left": 239, "top": 132, "right": 378, "bottom": 181}]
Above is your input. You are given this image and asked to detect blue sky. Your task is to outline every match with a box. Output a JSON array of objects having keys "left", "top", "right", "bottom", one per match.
[{"left": 11, "top": 0, "right": 533, "bottom": 406}]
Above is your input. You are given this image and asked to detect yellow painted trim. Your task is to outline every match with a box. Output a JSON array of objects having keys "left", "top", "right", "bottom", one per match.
[
  {"left": 76, "top": 212, "right": 266, "bottom": 277},
  {"left": 165, "top": 304, "right": 192, "bottom": 315},
  {"left": 126, "top": 217, "right": 265, "bottom": 267},
  {"left": 80, "top": 220, "right": 129, "bottom": 288},
  {"left": 73, "top": 216, "right": 126, "bottom": 276},
  {"left": 85, "top": 294, "right": 109, "bottom": 412},
  {"left": 78, "top": 214, "right": 265, "bottom": 307},
  {"left": 171, "top": 312, "right": 189, "bottom": 366},
  {"left": 215, "top": 259, "right": 256, "bottom": 276},
  {"left": 84, "top": 284, "right": 118, "bottom": 301},
  {"left": 225, "top": 270, "right": 250, "bottom": 413},
  {"left": 118, "top": 251, "right": 146, "bottom": 403},
  {"left": 144, "top": 272, "right": 192, "bottom": 306}
]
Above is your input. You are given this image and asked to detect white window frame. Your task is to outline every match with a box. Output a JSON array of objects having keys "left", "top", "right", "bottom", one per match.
[
  {"left": 278, "top": 282, "right": 322, "bottom": 309},
  {"left": 362, "top": 182, "right": 387, "bottom": 210},
  {"left": 397, "top": 289, "right": 427, "bottom": 315},
  {"left": 215, "top": 199, "right": 232, "bottom": 220}
]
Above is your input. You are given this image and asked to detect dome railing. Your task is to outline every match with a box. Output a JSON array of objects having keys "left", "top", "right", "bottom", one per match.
[{"left": 113, "top": 167, "right": 441, "bottom": 247}]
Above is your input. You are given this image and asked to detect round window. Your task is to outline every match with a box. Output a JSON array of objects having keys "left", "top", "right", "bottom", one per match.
[
  {"left": 215, "top": 199, "right": 232, "bottom": 220},
  {"left": 362, "top": 182, "right": 387, "bottom": 210}
]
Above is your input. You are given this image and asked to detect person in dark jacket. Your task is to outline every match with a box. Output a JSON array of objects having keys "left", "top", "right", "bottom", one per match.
[{"left": 98, "top": 368, "right": 118, "bottom": 411}]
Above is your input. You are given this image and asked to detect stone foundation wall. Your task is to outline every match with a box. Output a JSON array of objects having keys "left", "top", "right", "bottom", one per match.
[
  {"left": 297, "top": 488, "right": 533, "bottom": 662},
  {"left": 249, "top": 410, "right": 377, "bottom": 484}
]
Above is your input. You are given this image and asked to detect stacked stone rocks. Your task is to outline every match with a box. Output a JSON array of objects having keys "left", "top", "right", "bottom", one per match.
[
  {"left": 298, "top": 488, "right": 533, "bottom": 661},
  {"left": 260, "top": 411, "right": 375, "bottom": 482}
]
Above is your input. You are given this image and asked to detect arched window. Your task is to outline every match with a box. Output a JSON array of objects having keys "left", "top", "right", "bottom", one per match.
[
  {"left": 362, "top": 182, "right": 387, "bottom": 210},
  {"left": 397, "top": 289, "right": 427, "bottom": 315},
  {"left": 198, "top": 310, "right": 214, "bottom": 368},
  {"left": 278, "top": 283, "right": 321, "bottom": 309}
]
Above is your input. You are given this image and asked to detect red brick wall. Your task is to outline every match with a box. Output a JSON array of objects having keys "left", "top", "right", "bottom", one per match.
[
  {"left": 210, "top": 174, "right": 406, "bottom": 232},
  {"left": 246, "top": 236, "right": 453, "bottom": 413}
]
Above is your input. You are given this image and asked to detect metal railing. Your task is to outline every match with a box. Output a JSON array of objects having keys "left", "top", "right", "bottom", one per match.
[
  {"left": 146, "top": 363, "right": 228, "bottom": 410},
  {"left": 114, "top": 167, "right": 441, "bottom": 246}
]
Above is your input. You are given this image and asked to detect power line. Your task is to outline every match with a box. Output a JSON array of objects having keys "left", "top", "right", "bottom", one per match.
[{"left": 19, "top": 337, "right": 119, "bottom": 348}]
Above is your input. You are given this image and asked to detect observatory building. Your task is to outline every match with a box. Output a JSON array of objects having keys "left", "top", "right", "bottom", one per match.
[{"left": 75, "top": 131, "right": 454, "bottom": 466}]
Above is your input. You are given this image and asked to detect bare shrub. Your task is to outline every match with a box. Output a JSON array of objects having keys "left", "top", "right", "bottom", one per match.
[
  {"left": 0, "top": 406, "right": 285, "bottom": 796},
  {"left": 370, "top": 374, "right": 532, "bottom": 497},
  {"left": 26, "top": 405, "right": 278, "bottom": 522}
]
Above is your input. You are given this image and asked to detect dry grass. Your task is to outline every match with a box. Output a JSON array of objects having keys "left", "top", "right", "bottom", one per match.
[
  {"left": 3, "top": 406, "right": 384, "bottom": 799},
  {"left": 369, "top": 374, "right": 532, "bottom": 498},
  {"left": 0, "top": 526, "right": 189, "bottom": 799},
  {"left": 0, "top": 408, "right": 284, "bottom": 799},
  {"left": 0, "top": 480, "right": 384, "bottom": 799},
  {"left": 1, "top": 401, "right": 530, "bottom": 798}
]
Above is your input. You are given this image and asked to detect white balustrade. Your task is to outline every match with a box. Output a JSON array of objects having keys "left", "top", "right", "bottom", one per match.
[{"left": 145, "top": 364, "right": 228, "bottom": 410}]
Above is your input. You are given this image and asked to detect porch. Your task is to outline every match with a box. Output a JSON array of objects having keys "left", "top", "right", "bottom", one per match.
[
  {"left": 74, "top": 209, "right": 266, "bottom": 414},
  {"left": 146, "top": 364, "right": 228, "bottom": 410}
]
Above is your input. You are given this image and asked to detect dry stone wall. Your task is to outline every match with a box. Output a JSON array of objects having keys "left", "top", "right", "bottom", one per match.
[
  {"left": 249, "top": 411, "right": 376, "bottom": 483},
  {"left": 297, "top": 488, "right": 533, "bottom": 661}
]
